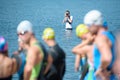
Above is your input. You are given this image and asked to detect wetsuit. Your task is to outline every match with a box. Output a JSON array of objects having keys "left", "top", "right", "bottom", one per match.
[
  {"left": 0, "top": 76, "right": 12, "bottom": 80},
  {"left": 37, "top": 42, "right": 48, "bottom": 80},
  {"left": 79, "top": 56, "right": 87, "bottom": 79},
  {"left": 17, "top": 52, "right": 26, "bottom": 80},
  {"left": 80, "top": 43, "right": 93, "bottom": 80},
  {"left": 93, "top": 31, "right": 116, "bottom": 80},
  {"left": 84, "top": 60, "right": 94, "bottom": 80},
  {"left": 26, "top": 42, "right": 44, "bottom": 80},
  {"left": 48, "top": 44, "right": 66, "bottom": 80}
]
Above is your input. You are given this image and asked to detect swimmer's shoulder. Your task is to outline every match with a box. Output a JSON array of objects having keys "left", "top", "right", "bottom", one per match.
[{"left": 4, "top": 57, "right": 13, "bottom": 67}]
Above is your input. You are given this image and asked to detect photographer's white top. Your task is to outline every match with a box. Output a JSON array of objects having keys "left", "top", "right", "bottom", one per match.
[{"left": 65, "top": 16, "right": 73, "bottom": 29}]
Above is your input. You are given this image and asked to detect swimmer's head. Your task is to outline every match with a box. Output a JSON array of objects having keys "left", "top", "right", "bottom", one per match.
[
  {"left": 0, "top": 36, "right": 8, "bottom": 53},
  {"left": 76, "top": 24, "right": 89, "bottom": 40},
  {"left": 42, "top": 28, "right": 55, "bottom": 40},
  {"left": 17, "top": 20, "right": 33, "bottom": 33},
  {"left": 84, "top": 10, "right": 103, "bottom": 34},
  {"left": 17, "top": 20, "right": 33, "bottom": 44}
]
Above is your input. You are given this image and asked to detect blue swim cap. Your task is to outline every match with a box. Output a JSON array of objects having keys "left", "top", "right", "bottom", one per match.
[{"left": 0, "top": 36, "right": 8, "bottom": 52}]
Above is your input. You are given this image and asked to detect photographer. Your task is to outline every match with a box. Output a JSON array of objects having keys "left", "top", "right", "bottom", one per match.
[{"left": 63, "top": 10, "right": 73, "bottom": 30}]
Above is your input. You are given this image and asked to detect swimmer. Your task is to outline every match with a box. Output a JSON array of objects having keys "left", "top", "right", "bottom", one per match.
[
  {"left": 13, "top": 38, "right": 27, "bottom": 80},
  {"left": 42, "top": 28, "right": 66, "bottom": 80},
  {"left": 17, "top": 20, "right": 44, "bottom": 80},
  {"left": 72, "top": 24, "right": 95, "bottom": 80},
  {"left": 84, "top": 10, "right": 116, "bottom": 80},
  {"left": 0, "top": 36, "right": 21, "bottom": 80}
]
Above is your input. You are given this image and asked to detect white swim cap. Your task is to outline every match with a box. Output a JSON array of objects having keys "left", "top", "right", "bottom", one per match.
[
  {"left": 17, "top": 20, "right": 33, "bottom": 33},
  {"left": 84, "top": 10, "right": 103, "bottom": 26}
]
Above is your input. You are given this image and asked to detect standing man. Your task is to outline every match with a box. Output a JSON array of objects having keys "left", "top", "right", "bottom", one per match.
[
  {"left": 42, "top": 28, "right": 66, "bottom": 80},
  {"left": 84, "top": 10, "right": 116, "bottom": 80},
  {"left": 17, "top": 20, "right": 44, "bottom": 80},
  {"left": 63, "top": 10, "right": 73, "bottom": 30}
]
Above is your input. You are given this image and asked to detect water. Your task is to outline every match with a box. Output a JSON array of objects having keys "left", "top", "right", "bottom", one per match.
[{"left": 0, "top": 0, "right": 120, "bottom": 80}]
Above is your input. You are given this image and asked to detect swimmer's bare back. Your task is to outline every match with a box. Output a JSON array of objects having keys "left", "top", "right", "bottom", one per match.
[{"left": 0, "top": 54, "right": 17, "bottom": 78}]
